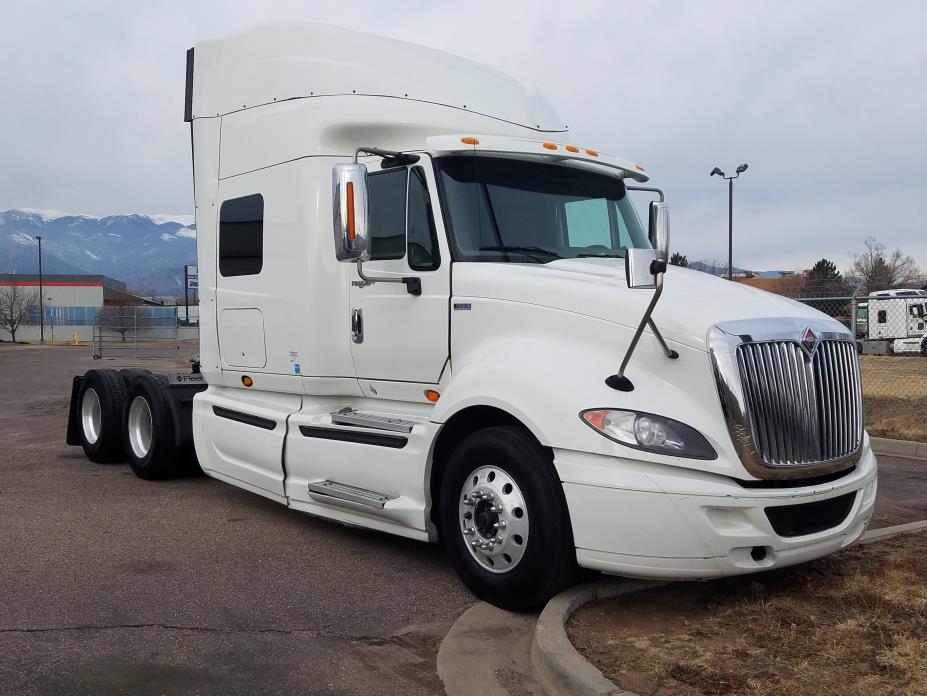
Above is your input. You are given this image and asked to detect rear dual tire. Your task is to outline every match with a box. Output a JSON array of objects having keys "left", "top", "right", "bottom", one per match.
[
  {"left": 439, "top": 426, "right": 576, "bottom": 610},
  {"left": 77, "top": 369, "right": 128, "bottom": 463},
  {"left": 123, "top": 374, "right": 190, "bottom": 480}
]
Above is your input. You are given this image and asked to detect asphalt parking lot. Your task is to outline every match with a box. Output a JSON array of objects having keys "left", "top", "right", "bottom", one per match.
[
  {"left": 1, "top": 343, "right": 924, "bottom": 696},
  {"left": 0, "top": 344, "right": 474, "bottom": 696}
]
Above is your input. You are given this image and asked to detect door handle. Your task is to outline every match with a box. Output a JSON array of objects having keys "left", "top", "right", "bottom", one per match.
[{"left": 351, "top": 307, "right": 364, "bottom": 344}]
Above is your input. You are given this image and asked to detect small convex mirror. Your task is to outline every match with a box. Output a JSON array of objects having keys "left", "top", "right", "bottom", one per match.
[
  {"left": 626, "top": 202, "right": 670, "bottom": 289},
  {"left": 332, "top": 163, "right": 370, "bottom": 262}
]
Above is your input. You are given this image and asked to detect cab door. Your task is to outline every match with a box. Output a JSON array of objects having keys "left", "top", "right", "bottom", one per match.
[{"left": 348, "top": 159, "right": 451, "bottom": 385}]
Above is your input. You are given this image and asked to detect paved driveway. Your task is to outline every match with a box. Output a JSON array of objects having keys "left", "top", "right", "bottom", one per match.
[
  {"left": 1, "top": 343, "right": 923, "bottom": 695},
  {"left": 0, "top": 344, "right": 474, "bottom": 696}
]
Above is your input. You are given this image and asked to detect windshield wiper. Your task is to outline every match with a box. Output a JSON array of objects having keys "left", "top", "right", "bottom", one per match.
[
  {"left": 576, "top": 252, "right": 625, "bottom": 258},
  {"left": 479, "top": 245, "right": 563, "bottom": 261}
]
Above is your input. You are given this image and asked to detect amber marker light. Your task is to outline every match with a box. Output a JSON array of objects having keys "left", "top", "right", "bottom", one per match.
[
  {"left": 585, "top": 149, "right": 599, "bottom": 157},
  {"left": 565, "top": 145, "right": 580, "bottom": 153},
  {"left": 460, "top": 136, "right": 480, "bottom": 145},
  {"left": 345, "top": 181, "right": 356, "bottom": 240},
  {"left": 542, "top": 142, "right": 558, "bottom": 150},
  {"left": 581, "top": 409, "right": 608, "bottom": 430},
  {"left": 635, "top": 164, "right": 646, "bottom": 172},
  {"left": 242, "top": 375, "right": 254, "bottom": 387},
  {"left": 425, "top": 390, "right": 441, "bottom": 402}
]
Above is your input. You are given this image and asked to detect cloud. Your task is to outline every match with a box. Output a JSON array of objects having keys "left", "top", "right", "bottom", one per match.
[{"left": 2, "top": 0, "right": 925, "bottom": 273}]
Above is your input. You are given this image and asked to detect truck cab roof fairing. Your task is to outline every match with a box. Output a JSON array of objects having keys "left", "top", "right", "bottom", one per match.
[
  {"left": 187, "top": 22, "right": 567, "bottom": 132},
  {"left": 426, "top": 134, "right": 650, "bottom": 183}
]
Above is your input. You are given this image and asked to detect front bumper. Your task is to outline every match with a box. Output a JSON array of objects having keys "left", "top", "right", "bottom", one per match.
[{"left": 555, "top": 443, "right": 878, "bottom": 579}]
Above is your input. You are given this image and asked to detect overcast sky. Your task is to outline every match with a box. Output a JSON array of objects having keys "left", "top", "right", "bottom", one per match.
[{"left": 2, "top": 0, "right": 925, "bottom": 273}]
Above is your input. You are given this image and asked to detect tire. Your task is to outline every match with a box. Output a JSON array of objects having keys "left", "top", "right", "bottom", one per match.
[
  {"left": 118, "top": 368, "right": 150, "bottom": 388},
  {"left": 438, "top": 426, "right": 576, "bottom": 610},
  {"left": 76, "top": 369, "right": 128, "bottom": 463},
  {"left": 123, "top": 374, "right": 186, "bottom": 480}
]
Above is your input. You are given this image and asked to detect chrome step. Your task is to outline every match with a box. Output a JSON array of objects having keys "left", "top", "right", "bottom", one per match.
[
  {"left": 330, "top": 408, "right": 415, "bottom": 433},
  {"left": 306, "top": 480, "right": 397, "bottom": 510}
]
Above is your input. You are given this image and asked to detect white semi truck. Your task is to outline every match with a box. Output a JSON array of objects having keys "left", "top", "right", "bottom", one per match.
[
  {"left": 860, "top": 290, "right": 927, "bottom": 356},
  {"left": 66, "top": 23, "right": 877, "bottom": 609}
]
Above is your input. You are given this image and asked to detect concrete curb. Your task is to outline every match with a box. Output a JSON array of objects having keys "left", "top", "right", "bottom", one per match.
[
  {"left": 860, "top": 519, "right": 927, "bottom": 544},
  {"left": 530, "top": 580, "right": 667, "bottom": 696},
  {"left": 529, "top": 524, "right": 927, "bottom": 696},
  {"left": 871, "top": 437, "right": 927, "bottom": 460}
]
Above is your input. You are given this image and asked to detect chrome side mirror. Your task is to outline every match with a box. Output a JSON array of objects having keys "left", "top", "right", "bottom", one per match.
[
  {"left": 613, "top": 201, "right": 676, "bottom": 391},
  {"left": 649, "top": 201, "right": 669, "bottom": 260},
  {"left": 332, "top": 163, "right": 370, "bottom": 262}
]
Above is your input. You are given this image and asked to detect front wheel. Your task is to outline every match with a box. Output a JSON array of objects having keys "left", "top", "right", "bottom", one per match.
[{"left": 439, "top": 426, "right": 576, "bottom": 610}]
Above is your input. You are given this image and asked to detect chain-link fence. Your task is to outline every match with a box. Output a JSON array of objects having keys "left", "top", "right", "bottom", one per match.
[
  {"left": 92, "top": 306, "right": 198, "bottom": 361},
  {"left": 789, "top": 291, "right": 927, "bottom": 443}
]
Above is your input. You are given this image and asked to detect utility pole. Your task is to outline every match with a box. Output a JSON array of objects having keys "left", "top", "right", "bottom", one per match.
[
  {"left": 36, "top": 235, "right": 45, "bottom": 343},
  {"left": 710, "top": 164, "right": 749, "bottom": 280}
]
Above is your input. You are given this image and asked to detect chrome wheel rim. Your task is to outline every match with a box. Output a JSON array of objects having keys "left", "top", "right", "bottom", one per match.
[
  {"left": 81, "top": 388, "right": 102, "bottom": 445},
  {"left": 458, "top": 465, "right": 529, "bottom": 574},
  {"left": 127, "top": 396, "right": 153, "bottom": 459}
]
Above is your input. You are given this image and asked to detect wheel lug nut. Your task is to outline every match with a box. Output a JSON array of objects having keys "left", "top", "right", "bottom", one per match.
[
  {"left": 464, "top": 527, "right": 475, "bottom": 536},
  {"left": 490, "top": 505, "right": 503, "bottom": 513},
  {"left": 492, "top": 535, "right": 503, "bottom": 544},
  {"left": 493, "top": 521, "right": 506, "bottom": 530},
  {"left": 463, "top": 497, "right": 475, "bottom": 507}
]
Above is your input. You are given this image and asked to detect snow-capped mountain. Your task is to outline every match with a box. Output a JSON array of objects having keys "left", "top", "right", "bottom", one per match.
[{"left": 0, "top": 209, "right": 196, "bottom": 295}]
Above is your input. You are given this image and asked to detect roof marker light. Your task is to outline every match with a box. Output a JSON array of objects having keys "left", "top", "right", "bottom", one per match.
[
  {"left": 461, "top": 137, "right": 480, "bottom": 145},
  {"left": 585, "top": 149, "right": 599, "bottom": 157},
  {"left": 565, "top": 145, "right": 580, "bottom": 153},
  {"left": 542, "top": 142, "right": 558, "bottom": 150},
  {"left": 635, "top": 164, "right": 646, "bottom": 172}
]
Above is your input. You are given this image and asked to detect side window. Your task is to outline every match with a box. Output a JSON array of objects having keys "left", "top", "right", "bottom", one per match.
[
  {"left": 877, "top": 310, "right": 887, "bottom": 324},
  {"left": 407, "top": 167, "right": 440, "bottom": 271},
  {"left": 564, "top": 198, "right": 611, "bottom": 247},
  {"left": 219, "top": 194, "right": 264, "bottom": 277},
  {"left": 367, "top": 169, "right": 406, "bottom": 260}
]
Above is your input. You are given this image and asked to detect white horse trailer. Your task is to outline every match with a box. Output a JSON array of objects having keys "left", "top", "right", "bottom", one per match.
[{"left": 66, "top": 23, "right": 878, "bottom": 609}]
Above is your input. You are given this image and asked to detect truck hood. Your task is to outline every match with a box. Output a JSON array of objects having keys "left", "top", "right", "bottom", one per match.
[{"left": 452, "top": 258, "right": 834, "bottom": 352}]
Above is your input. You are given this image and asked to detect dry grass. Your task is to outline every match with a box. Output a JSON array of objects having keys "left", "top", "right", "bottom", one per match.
[
  {"left": 569, "top": 532, "right": 927, "bottom": 696},
  {"left": 860, "top": 355, "right": 927, "bottom": 442}
]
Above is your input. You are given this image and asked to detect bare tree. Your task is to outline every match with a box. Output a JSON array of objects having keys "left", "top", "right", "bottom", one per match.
[
  {"left": 849, "top": 237, "right": 921, "bottom": 293},
  {"left": 0, "top": 285, "right": 41, "bottom": 342},
  {"left": 96, "top": 304, "right": 150, "bottom": 342},
  {"left": 693, "top": 257, "right": 729, "bottom": 277}
]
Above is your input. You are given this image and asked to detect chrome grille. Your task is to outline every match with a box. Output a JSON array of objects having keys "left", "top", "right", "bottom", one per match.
[{"left": 735, "top": 340, "right": 862, "bottom": 466}]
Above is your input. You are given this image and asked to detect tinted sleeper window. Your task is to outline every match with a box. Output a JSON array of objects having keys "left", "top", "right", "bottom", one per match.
[{"left": 219, "top": 194, "right": 264, "bottom": 277}]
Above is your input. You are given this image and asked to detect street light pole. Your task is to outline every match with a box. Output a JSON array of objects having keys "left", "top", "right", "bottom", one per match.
[
  {"left": 36, "top": 235, "right": 45, "bottom": 343},
  {"left": 710, "top": 163, "right": 749, "bottom": 280},
  {"left": 728, "top": 177, "right": 733, "bottom": 281}
]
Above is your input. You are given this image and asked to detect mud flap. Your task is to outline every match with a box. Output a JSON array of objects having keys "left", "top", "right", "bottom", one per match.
[{"left": 65, "top": 375, "right": 84, "bottom": 446}]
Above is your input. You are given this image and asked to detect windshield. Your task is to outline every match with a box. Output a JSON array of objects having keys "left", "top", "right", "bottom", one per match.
[{"left": 435, "top": 155, "right": 651, "bottom": 263}]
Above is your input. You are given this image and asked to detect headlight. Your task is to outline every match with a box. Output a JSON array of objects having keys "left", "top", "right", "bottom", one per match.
[{"left": 580, "top": 409, "right": 716, "bottom": 460}]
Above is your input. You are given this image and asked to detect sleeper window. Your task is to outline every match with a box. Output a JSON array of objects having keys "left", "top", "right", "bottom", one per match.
[{"left": 219, "top": 194, "right": 264, "bottom": 277}]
